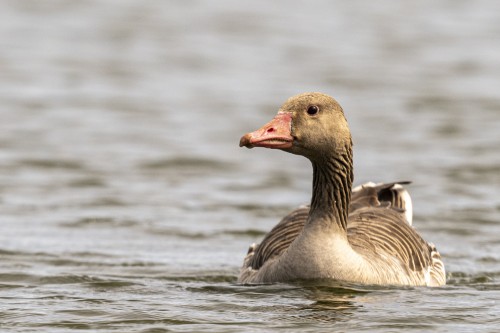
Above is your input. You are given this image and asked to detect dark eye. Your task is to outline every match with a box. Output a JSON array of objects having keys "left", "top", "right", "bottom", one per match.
[{"left": 307, "top": 105, "right": 319, "bottom": 116}]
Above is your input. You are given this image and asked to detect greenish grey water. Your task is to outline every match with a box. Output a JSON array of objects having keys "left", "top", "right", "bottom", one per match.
[{"left": 1, "top": 1, "right": 500, "bottom": 332}]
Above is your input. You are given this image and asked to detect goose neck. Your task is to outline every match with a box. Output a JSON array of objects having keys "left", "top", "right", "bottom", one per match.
[{"left": 309, "top": 148, "right": 353, "bottom": 232}]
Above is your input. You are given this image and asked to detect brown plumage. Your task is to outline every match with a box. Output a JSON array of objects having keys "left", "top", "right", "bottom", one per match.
[{"left": 238, "top": 92, "right": 445, "bottom": 286}]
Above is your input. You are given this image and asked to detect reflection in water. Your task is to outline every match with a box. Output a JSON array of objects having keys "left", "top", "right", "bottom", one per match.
[{"left": 294, "top": 281, "right": 369, "bottom": 323}]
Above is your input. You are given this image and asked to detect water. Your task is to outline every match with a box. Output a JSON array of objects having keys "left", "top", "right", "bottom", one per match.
[{"left": 1, "top": 0, "right": 499, "bottom": 332}]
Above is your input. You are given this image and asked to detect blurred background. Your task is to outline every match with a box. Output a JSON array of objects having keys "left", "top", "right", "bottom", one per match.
[{"left": 1, "top": 0, "right": 499, "bottom": 332}]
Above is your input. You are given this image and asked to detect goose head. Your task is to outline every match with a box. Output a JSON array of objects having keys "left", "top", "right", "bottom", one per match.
[{"left": 239, "top": 92, "right": 352, "bottom": 161}]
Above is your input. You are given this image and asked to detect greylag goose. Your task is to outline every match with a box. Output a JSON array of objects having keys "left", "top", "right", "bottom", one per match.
[{"left": 238, "top": 92, "right": 445, "bottom": 286}]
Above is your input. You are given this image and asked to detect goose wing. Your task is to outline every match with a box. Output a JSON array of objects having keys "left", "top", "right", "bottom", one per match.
[
  {"left": 347, "top": 207, "right": 445, "bottom": 286},
  {"left": 348, "top": 182, "right": 445, "bottom": 286},
  {"left": 243, "top": 205, "right": 309, "bottom": 271}
]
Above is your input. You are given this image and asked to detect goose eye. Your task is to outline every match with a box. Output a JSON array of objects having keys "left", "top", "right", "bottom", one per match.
[{"left": 307, "top": 105, "right": 319, "bottom": 116}]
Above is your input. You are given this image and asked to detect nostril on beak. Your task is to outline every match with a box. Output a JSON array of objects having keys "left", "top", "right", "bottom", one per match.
[{"left": 267, "top": 128, "right": 275, "bottom": 133}]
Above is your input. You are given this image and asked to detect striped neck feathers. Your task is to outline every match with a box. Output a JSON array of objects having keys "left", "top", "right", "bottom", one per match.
[{"left": 308, "top": 145, "right": 353, "bottom": 233}]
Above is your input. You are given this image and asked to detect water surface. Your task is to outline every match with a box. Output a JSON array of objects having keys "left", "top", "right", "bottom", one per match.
[{"left": 1, "top": 1, "right": 500, "bottom": 332}]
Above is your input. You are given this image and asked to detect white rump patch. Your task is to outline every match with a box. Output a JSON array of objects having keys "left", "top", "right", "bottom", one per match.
[{"left": 392, "top": 184, "right": 413, "bottom": 225}]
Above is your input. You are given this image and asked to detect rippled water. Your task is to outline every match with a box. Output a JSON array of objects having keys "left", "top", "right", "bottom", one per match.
[{"left": 1, "top": 1, "right": 500, "bottom": 332}]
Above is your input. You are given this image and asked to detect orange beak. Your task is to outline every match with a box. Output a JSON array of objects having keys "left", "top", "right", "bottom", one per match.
[{"left": 239, "top": 112, "right": 293, "bottom": 149}]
